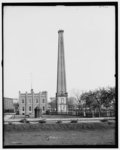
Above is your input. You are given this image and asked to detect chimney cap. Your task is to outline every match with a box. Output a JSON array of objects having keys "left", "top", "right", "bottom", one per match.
[{"left": 58, "top": 30, "right": 64, "bottom": 33}]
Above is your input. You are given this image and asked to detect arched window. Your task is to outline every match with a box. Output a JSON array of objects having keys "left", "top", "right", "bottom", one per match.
[
  {"left": 29, "top": 106, "right": 31, "bottom": 111},
  {"left": 22, "top": 107, "right": 24, "bottom": 111},
  {"left": 22, "top": 99, "right": 24, "bottom": 103},
  {"left": 43, "top": 106, "right": 45, "bottom": 111}
]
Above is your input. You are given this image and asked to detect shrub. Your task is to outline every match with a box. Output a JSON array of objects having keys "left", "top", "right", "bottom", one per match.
[
  {"left": 100, "top": 119, "right": 108, "bottom": 122},
  {"left": 8, "top": 122, "right": 12, "bottom": 125},
  {"left": 107, "top": 121, "right": 114, "bottom": 125},
  {"left": 39, "top": 120, "right": 46, "bottom": 124},
  {"left": 20, "top": 118, "right": 29, "bottom": 123},
  {"left": 71, "top": 120, "right": 78, "bottom": 123},
  {"left": 56, "top": 120, "right": 62, "bottom": 124},
  {"left": 46, "top": 110, "right": 50, "bottom": 115}
]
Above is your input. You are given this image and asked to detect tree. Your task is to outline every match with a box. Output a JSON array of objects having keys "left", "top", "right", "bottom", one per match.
[
  {"left": 80, "top": 92, "right": 90, "bottom": 117},
  {"left": 70, "top": 87, "right": 115, "bottom": 117},
  {"left": 70, "top": 89, "right": 86, "bottom": 116},
  {"left": 48, "top": 99, "right": 56, "bottom": 112},
  {"left": 108, "top": 87, "right": 115, "bottom": 107},
  {"left": 93, "top": 89, "right": 103, "bottom": 117},
  {"left": 86, "top": 91, "right": 98, "bottom": 117},
  {"left": 99, "top": 87, "right": 115, "bottom": 116},
  {"left": 81, "top": 90, "right": 100, "bottom": 117},
  {"left": 68, "top": 97, "right": 77, "bottom": 109},
  {"left": 13, "top": 102, "right": 19, "bottom": 114}
]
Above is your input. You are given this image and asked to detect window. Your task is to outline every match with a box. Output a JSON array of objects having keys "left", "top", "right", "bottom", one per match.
[
  {"left": 22, "top": 107, "right": 24, "bottom": 111},
  {"left": 22, "top": 99, "right": 24, "bottom": 103},
  {"left": 36, "top": 99, "right": 38, "bottom": 103},
  {"left": 29, "top": 106, "right": 31, "bottom": 111},
  {"left": 61, "top": 98, "right": 64, "bottom": 103},
  {"left": 43, "top": 106, "right": 45, "bottom": 111},
  {"left": 42, "top": 99, "right": 45, "bottom": 103},
  {"left": 62, "top": 98, "right": 66, "bottom": 104}
]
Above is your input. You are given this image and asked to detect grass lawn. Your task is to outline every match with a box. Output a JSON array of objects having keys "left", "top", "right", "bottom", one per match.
[{"left": 4, "top": 128, "right": 115, "bottom": 146}]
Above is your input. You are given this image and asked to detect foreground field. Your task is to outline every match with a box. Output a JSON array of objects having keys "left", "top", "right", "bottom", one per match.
[
  {"left": 4, "top": 129, "right": 115, "bottom": 146},
  {"left": 4, "top": 122, "right": 115, "bottom": 146}
]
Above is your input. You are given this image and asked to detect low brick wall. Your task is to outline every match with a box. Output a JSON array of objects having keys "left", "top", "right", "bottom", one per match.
[{"left": 4, "top": 122, "right": 115, "bottom": 132}]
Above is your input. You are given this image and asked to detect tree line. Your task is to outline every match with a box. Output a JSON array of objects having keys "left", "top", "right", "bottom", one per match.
[
  {"left": 70, "top": 87, "right": 115, "bottom": 117},
  {"left": 48, "top": 87, "right": 115, "bottom": 117}
]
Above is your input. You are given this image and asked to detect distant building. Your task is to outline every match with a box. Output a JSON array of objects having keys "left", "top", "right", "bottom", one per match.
[
  {"left": 19, "top": 89, "right": 47, "bottom": 117},
  {"left": 4, "top": 97, "right": 14, "bottom": 113},
  {"left": 13, "top": 98, "right": 19, "bottom": 104}
]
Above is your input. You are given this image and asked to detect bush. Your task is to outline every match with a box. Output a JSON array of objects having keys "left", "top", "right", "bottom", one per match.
[
  {"left": 4, "top": 109, "right": 14, "bottom": 113},
  {"left": 107, "top": 121, "right": 114, "bottom": 125},
  {"left": 100, "top": 119, "right": 108, "bottom": 122},
  {"left": 20, "top": 118, "right": 29, "bottom": 123},
  {"left": 46, "top": 110, "right": 50, "bottom": 115},
  {"left": 8, "top": 122, "right": 12, "bottom": 125},
  {"left": 56, "top": 120, "right": 62, "bottom": 124},
  {"left": 71, "top": 120, "right": 78, "bottom": 123},
  {"left": 39, "top": 120, "right": 46, "bottom": 124}
]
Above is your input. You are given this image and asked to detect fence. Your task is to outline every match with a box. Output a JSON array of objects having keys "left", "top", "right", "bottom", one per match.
[{"left": 47, "top": 110, "right": 115, "bottom": 117}]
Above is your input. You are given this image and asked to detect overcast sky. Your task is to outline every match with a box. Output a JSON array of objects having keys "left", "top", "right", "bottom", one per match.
[{"left": 4, "top": 6, "right": 115, "bottom": 100}]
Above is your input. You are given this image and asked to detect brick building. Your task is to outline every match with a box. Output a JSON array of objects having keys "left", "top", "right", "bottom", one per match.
[{"left": 4, "top": 97, "right": 14, "bottom": 113}]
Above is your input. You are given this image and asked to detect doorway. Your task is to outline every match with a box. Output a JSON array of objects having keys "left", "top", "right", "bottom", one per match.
[{"left": 34, "top": 107, "right": 42, "bottom": 118}]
